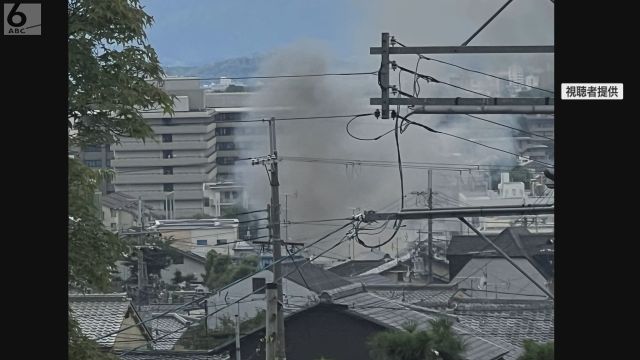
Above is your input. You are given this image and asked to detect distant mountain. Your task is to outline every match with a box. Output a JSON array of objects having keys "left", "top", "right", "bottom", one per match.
[{"left": 164, "top": 55, "right": 264, "bottom": 80}]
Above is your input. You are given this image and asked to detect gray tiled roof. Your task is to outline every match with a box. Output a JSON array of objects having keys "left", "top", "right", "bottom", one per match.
[
  {"left": 280, "top": 261, "right": 352, "bottom": 293},
  {"left": 69, "top": 293, "right": 138, "bottom": 348},
  {"left": 327, "top": 259, "right": 388, "bottom": 277},
  {"left": 448, "top": 227, "right": 553, "bottom": 257},
  {"left": 148, "top": 314, "right": 193, "bottom": 350},
  {"left": 453, "top": 258, "right": 550, "bottom": 300},
  {"left": 454, "top": 301, "right": 554, "bottom": 347},
  {"left": 332, "top": 291, "right": 514, "bottom": 360},
  {"left": 118, "top": 350, "right": 227, "bottom": 360},
  {"left": 352, "top": 273, "right": 400, "bottom": 285},
  {"left": 370, "top": 286, "right": 459, "bottom": 307}
]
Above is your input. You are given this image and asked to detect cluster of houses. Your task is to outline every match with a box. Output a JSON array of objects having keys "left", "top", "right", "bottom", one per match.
[{"left": 70, "top": 225, "right": 554, "bottom": 360}]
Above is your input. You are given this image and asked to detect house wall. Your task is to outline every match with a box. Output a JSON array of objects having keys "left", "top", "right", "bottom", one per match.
[
  {"left": 223, "top": 305, "right": 388, "bottom": 360},
  {"left": 160, "top": 256, "right": 206, "bottom": 284},
  {"left": 206, "top": 269, "right": 314, "bottom": 330},
  {"left": 101, "top": 207, "right": 137, "bottom": 231},
  {"left": 113, "top": 311, "right": 149, "bottom": 350}
]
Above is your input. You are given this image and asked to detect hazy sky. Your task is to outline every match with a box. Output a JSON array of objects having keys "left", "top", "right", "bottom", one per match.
[
  {"left": 142, "top": 0, "right": 359, "bottom": 66},
  {"left": 142, "top": 0, "right": 553, "bottom": 66}
]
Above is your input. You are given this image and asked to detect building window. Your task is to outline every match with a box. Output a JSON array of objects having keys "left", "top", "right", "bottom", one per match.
[
  {"left": 232, "top": 191, "right": 239, "bottom": 199},
  {"left": 162, "top": 118, "right": 172, "bottom": 125},
  {"left": 216, "top": 142, "right": 235, "bottom": 151},
  {"left": 224, "top": 191, "right": 232, "bottom": 200},
  {"left": 203, "top": 198, "right": 210, "bottom": 207},
  {"left": 163, "top": 167, "right": 173, "bottom": 175},
  {"left": 215, "top": 127, "right": 234, "bottom": 136},
  {"left": 196, "top": 240, "right": 208, "bottom": 246},
  {"left": 164, "top": 183, "right": 174, "bottom": 192},
  {"left": 163, "top": 150, "right": 173, "bottom": 159},
  {"left": 216, "top": 157, "right": 237, "bottom": 165},
  {"left": 110, "top": 209, "right": 117, "bottom": 218},
  {"left": 84, "top": 160, "right": 102, "bottom": 168},
  {"left": 217, "top": 239, "right": 228, "bottom": 245},
  {"left": 162, "top": 134, "right": 173, "bottom": 143},
  {"left": 110, "top": 223, "right": 117, "bottom": 230},
  {"left": 252, "top": 278, "right": 266, "bottom": 294}
]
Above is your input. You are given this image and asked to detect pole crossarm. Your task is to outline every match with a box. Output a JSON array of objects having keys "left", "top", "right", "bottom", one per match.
[
  {"left": 408, "top": 105, "right": 554, "bottom": 114},
  {"left": 370, "top": 97, "right": 554, "bottom": 106},
  {"left": 362, "top": 205, "right": 554, "bottom": 222},
  {"left": 370, "top": 45, "right": 554, "bottom": 55}
]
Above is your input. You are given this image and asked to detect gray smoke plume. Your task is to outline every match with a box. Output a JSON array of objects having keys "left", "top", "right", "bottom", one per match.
[{"left": 238, "top": 1, "right": 553, "bottom": 260}]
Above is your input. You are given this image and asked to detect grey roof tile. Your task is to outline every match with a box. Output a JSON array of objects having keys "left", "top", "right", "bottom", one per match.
[
  {"left": 280, "top": 261, "right": 352, "bottom": 293},
  {"left": 118, "top": 350, "right": 227, "bottom": 360},
  {"left": 69, "top": 293, "right": 136, "bottom": 348}
]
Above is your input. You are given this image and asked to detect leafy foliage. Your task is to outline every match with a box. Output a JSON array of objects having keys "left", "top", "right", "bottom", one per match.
[
  {"left": 368, "top": 319, "right": 466, "bottom": 360},
  {"left": 518, "top": 340, "right": 554, "bottom": 360},
  {"left": 204, "top": 252, "right": 258, "bottom": 290},
  {"left": 177, "top": 310, "right": 266, "bottom": 350},
  {"left": 68, "top": 158, "right": 126, "bottom": 291},
  {"left": 68, "top": 1, "right": 173, "bottom": 358},
  {"left": 68, "top": 0, "right": 173, "bottom": 146}
]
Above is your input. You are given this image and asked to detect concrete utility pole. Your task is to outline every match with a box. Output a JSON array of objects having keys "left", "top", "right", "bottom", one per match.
[
  {"left": 427, "top": 169, "right": 433, "bottom": 284},
  {"left": 265, "top": 282, "right": 278, "bottom": 360},
  {"left": 137, "top": 197, "right": 148, "bottom": 306},
  {"left": 267, "top": 118, "right": 286, "bottom": 359},
  {"left": 235, "top": 311, "right": 241, "bottom": 360}
]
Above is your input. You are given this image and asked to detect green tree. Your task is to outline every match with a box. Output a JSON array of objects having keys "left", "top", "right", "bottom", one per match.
[
  {"left": 177, "top": 310, "right": 266, "bottom": 350},
  {"left": 368, "top": 319, "right": 466, "bottom": 360},
  {"left": 518, "top": 340, "right": 554, "bottom": 360},
  {"left": 204, "top": 252, "right": 258, "bottom": 290},
  {"left": 68, "top": 1, "right": 173, "bottom": 359},
  {"left": 68, "top": 0, "right": 173, "bottom": 146}
]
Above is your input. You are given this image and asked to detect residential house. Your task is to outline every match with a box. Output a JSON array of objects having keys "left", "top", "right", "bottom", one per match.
[
  {"left": 210, "top": 284, "right": 519, "bottom": 360},
  {"left": 452, "top": 258, "right": 551, "bottom": 300},
  {"left": 205, "top": 260, "right": 351, "bottom": 331},
  {"left": 101, "top": 192, "right": 154, "bottom": 232},
  {"left": 452, "top": 298, "right": 554, "bottom": 359},
  {"left": 326, "top": 252, "right": 392, "bottom": 277},
  {"left": 160, "top": 248, "right": 208, "bottom": 285},
  {"left": 447, "top": 227, "right": 554, "bottom": 282},
  {"left": 152, "top": 219, "right": 239, "bottom": 258},
  {"left": 367, "top": 283, "right": 460, "bottom": 309},
  {"left": 69, "top": 293, "right": 153, "bottom": 351},
  {"left": 458, "top": 173, "right": 554, "bottom": 234},
  {"left": 357, "top": 251, "right": 450, "bottom": 284}
]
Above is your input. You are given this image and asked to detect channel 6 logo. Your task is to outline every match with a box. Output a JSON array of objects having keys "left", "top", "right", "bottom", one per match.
[{"left": 3, "top": 3, "right": 41, "bottom": 36}]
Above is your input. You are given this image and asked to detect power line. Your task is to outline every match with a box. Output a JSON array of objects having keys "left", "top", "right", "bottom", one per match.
[
  {"left": 95, "top": 221, "right": 354, "bottom": 343},
  {"left": 461, "top": 0, "right": 515, "bottom": 46},
  {"left": 280, "top": 156, "right": 521, "bottom": 170},
  {"left": 195, "top": 71, "right": 377, "bottom": 81},
  {"left": 393, "top": 38, "right": 554, "bottom": 95},
  {"left": 464, "top": 114, "right": 554, "bottom": 140},
  {"left": 116, "top": 229, "right": 353, "bottom": 355},
  {"left": 398, "top": 114, "right": 554, "bottom": 168},
  {"left": 346, "top": 114, "right": 395, "bottom": 141},
  {"left": 395, "top": 64, "right": 493, "bottom": 98}
]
